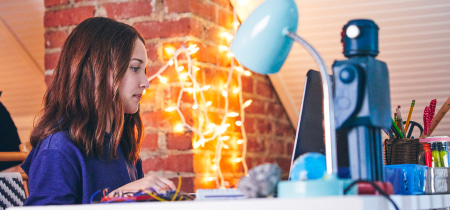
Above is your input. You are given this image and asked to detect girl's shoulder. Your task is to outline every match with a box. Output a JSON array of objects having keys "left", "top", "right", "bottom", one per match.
[{"left": 37, "top": 130, "right": 80, "bottom": 154}]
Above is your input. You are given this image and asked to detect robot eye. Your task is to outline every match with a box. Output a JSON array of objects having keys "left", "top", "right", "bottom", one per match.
[{"left": 346, "top": 25, "right": 360, "bottom": 39}]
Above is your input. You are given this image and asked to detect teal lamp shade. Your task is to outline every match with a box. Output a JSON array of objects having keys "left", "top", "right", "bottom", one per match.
[{"left": 230, "top": 0, "right": 298, "bottom": 74}]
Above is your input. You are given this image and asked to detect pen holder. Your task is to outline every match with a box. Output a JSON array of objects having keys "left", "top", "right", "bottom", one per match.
[{"left": 384, "top": 138, "right": 422, "bottom": 165}]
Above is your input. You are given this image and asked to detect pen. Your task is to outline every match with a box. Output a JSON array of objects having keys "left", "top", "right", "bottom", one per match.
[
  {"left": 404, "top": 100, "right": 415, "bottom": 132},
  {"left": 391, "top": 118, "right": 405, "bottom": 139},
  {"left": 396, "top": 105, "right": 406, "bottom": 136}
]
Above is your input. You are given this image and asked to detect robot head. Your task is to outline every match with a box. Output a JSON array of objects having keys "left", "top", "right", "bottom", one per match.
[{"left": 341, "top": 19, "right": 379, "bottom": 58}]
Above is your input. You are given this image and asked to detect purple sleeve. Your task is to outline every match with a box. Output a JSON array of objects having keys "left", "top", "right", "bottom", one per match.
[
  {"left": 136, "top": 158, "right": 144, "bottom": 179},
  {"left": 24, "top": 149, "right": 81, "bottom": 205}
]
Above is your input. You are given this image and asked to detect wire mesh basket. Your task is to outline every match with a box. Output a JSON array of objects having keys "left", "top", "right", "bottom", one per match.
[{"left": 384, "top": 138, "right": 423, "bottom": 165}]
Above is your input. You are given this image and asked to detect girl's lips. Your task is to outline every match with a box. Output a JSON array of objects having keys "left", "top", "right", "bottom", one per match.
[{"left": 134, "top": 94, "right": 142, "bottom": 100}]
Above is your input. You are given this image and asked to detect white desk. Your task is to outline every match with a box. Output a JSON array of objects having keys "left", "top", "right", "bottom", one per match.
[{"left": 7, "top": 194, "right": 450, "bottom": 210}]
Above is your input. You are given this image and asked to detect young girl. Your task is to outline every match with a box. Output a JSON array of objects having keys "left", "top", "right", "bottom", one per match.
[{"left": 21, "top": 17, "right": 175, "bottom": 205}]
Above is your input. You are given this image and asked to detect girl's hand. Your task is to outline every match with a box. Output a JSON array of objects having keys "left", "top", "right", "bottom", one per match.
[{"left": 110, "top": 174, "right": 176, "bottom": 196}]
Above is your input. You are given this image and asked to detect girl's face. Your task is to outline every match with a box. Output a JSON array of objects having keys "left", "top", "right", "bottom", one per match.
[{"left": 119, "top": 39, "right": 149, "bottom": 114}]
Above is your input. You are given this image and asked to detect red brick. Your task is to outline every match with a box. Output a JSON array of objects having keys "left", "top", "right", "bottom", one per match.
[
  {"left": 243, "top": 117, "right": 255, "bottom": 133},
  {"left": 241, "top": 76, "right": 253, "bottom": 93},
  {"left": 142, "top": 157, "right": 165, "bottom": 172},
  {"left": 167, "top": 132, "right": 193, "bottom": 150},
  {"left": 142, "top": 110, "right": 171, "bottom": 128},
  {"left": 275, "top": 123, "right": 294, "bottom": 137},
  {"left": 103, "top": 1, "right": 152, "bottom": 20},
  {"left": 267, "top": 103, "right": 285, "bottom": 119},
  {"left": 268, "top": 139, "right": 284, "bottom": 155},
  {"left": 210, "top": 0, "right": 231, "bottom": 9},
  {"left": 134, "top": 18, "right": 203, "bottom": 40},
  {"left": 274, "top": 157, "right": 292, "bottom": 173},
  {"left": 247, "top": 136, "right": 264, "bottom": 152},
  {"left": 197, "top": 43, "right": 219, "bottom": 65},
  {"left": 170, "top": 177, "right": 194, "bottom": 193},
  {"left": 45, "top": 52, "right": 60, "bottom": 70},
  {"left": 146, "top": 42, "right": 158, "bottom": 62},
  {"left": 44, "top": 6, "right": 95, "bottom": 27},
  {"left": 217, "top": 7, "right": 233, "bottom": 29},
  {"left": 257, "top": 119, "right": 272, "bottom": 134},
  {"left": 205, "top": 25, "right": 223, "bottom": 45},
  {"left": 142, "top": 133, "right": 158, "bottom": 151},
  {"left": 167, "top": 154, "right": 194, "bottom": 172},
  {"left": 165, "top": 0, "right": 216, "bottom": 23},
  {"left": 44, "top": 0, "right": 69, "bottom": 8},
  {"left": 44, "top": 30, "right": 68, "bottom": 48},
  {"left": 256, "top": 80, "right": 274, "bottom": 99},
  {"left": 244, "top": 99, "right": 265, "bottom": 114}
]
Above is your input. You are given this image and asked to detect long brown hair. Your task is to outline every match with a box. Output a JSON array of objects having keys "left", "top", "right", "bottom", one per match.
[{"left": 31, "top": 17, "right": 145, "bottom": 163}]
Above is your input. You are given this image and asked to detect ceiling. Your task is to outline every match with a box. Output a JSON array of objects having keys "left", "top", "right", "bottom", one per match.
[{"left": 0, "top": 0, "right": 46, "bottom": 142}]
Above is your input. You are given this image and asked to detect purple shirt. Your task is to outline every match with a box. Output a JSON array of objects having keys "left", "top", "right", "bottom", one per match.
[{"left": 21, "top": 131, "right": 144, "bottom": 205}]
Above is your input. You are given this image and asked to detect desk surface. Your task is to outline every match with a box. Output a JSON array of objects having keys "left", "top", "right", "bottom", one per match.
[{"left": 7, "top": 194, "right": 450, "bottom": 210}]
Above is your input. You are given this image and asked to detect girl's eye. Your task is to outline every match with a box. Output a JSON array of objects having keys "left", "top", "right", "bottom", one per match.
[{"left": 131, "top": 67, "right": 139, "bottom": 72}]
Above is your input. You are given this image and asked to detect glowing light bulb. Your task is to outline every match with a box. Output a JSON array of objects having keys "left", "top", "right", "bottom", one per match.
[
  {"left": 206, "top": 101, "right": 212, "bottom": 106},
  {"left": 179, "top": 73, "right": 189, "bottom": 80},
  {"left": 212, "top": 165, "right": 217, "bottom": 171},
  {"left": 218, "top": 136, "right": 230, "bottom": 141},
  {"left": 235, "top": 66, "right": 244, "bottom": 72},
  {"left": 244, "top": 71, "right": 252, "bottom": 76},
  {"left": 222, "top": 144, "right": 229, "bottom": 149},
  {"left": 157, "top": 75, "right": 168, "bottom": 83},
  {"left": 164, "top": 46, "right": 176, "bottom": 56},
  {"left": 165, "top": 107, "right": 176, "bottom": 112},
  {"left": 207, "top": 177, "right": 215, "bottom": 181},
  {"left": 168, "top": 59, "right": 174, "bottom": 66},
  {"left": 142, "top": 89, "right": 147, "bottom": 95},
  {"left": 222, "top": 90, "right": 228, "bottom": 97},
  {"left": 221, "top": 32, "right": 233, "bottom": 42},
  {"left": 188, "top": 45, "right": 199, "bottom": 54},
  {"left": 227, "top": 112, "right": 239, "bottom": 117},
  {"left": 174, "top": 124, "right": 184, "bottom": 133},
  {"left": 235, "top": 158, "right": 242, "bottom": 162},
  {"left": 235, "top": 121, "right": 242, "bottom": 126},
  {"left": 192, "top": 104, "right": 198, "bottom": 109},
  {"left": 193, "top": 66, "right": 200, "bottom": 71},
  {"left": 243, "top": 100, "right": 252, "bottom": 108},
  {"left": 201, "top": 85, "right": 211, "bottom": 91},
  {"left": 233, "top": 87, "right": 240, "bottom": 94},
  {"left": 237, "top": 139, "right": 243, "bottom": 144},
  {"left": 177, "top": 66, "right": 185, "bottom": 72},
  {"left": 219, "top": 45, "right": 229, "bottom": 52},
  {"left": 227, "top": 52, "right": 234, "bottom": 57},
  {"left": 207, "top": 123, "right": 217, "bottom": 130}
]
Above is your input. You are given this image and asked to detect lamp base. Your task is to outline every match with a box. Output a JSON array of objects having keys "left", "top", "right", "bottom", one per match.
[{"left": 277, "top": 175, "right": 356, "bottom": 198}]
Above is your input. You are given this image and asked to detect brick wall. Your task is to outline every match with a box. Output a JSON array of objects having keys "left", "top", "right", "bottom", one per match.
[{"left": 43, "top": 0, "right": 295, "bottom": 193}]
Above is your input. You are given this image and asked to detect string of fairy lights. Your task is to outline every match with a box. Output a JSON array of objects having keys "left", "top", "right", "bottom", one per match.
[{"left": 146, "top": 10, "right": 251, "bottom": 188}]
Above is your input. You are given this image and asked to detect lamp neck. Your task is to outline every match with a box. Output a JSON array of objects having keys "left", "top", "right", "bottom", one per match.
[{"left": 285, "top": 31, "right": 338, "bottom": 176}]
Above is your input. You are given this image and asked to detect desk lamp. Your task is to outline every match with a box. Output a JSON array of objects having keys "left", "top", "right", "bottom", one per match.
[{"left": 230, "top": 0, "right": 392, "bottom": 197}]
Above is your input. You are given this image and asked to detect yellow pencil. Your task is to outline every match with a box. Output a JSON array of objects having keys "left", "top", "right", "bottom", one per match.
[{"left": 404, "top": 100, "right": 415, "bottom": 132}]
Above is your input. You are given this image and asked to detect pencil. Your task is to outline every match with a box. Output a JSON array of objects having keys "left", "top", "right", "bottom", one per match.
[
  {"left": 404, "top": 100, "right": 415, "bottom": 132},
  {"left": 391, "top": 118, "right": 405, "bottom": 139}
]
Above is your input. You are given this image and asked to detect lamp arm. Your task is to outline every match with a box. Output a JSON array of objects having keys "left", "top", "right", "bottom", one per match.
[{"left": 285, "top": 30, "right": 338, "bottom": 176}]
